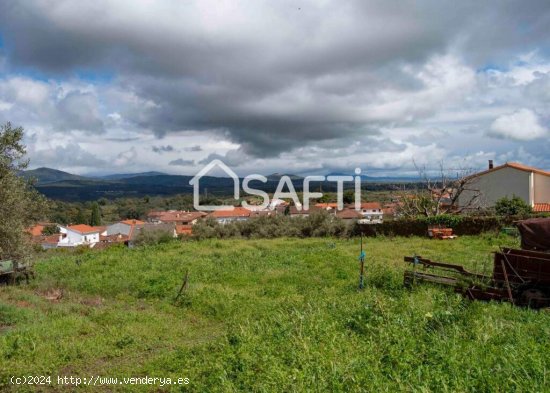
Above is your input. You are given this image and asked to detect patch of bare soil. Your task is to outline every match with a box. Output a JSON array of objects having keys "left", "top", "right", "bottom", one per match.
[
  {"left": 80, "top": 296, "right": 104, "bottom": 307},
  {"left": 36, "top": 288, "right": 64, "bottom": 302}
]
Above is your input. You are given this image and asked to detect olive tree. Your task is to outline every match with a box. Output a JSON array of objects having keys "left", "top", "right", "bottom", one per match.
[{"left": 0, "top": 122, "right": 49, "bottom": 260}]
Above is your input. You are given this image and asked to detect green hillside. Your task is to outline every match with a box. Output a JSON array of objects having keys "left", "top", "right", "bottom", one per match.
[
  {"left": 20, "top": 167, "right": 88, "bottom": 184},
  {"left": 2, "top": 235, "right": 549, "bottom": 392}
]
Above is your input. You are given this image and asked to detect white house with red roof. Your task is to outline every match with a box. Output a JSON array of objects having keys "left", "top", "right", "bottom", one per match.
[
  {"left": 459, "top": 161, "right": 550, "bottom": 212},
  {"left": 58, "top": 224, "right": 105, "bottom": 247},
  {"left": 354, "top": 202, "right": 383, "bottom": 223}
]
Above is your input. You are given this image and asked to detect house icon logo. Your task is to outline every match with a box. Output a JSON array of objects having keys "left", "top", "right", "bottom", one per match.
[{"left": 189, "top": 159, "right": 239, "bottom": 211}]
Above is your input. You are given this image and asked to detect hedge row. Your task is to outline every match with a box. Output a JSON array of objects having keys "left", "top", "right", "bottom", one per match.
[
  {"left": 359, "top": 216, "right": 508, "bottom": 237},
  {"left": 190, "top": 212, "right": 531, "bottom": 240}
]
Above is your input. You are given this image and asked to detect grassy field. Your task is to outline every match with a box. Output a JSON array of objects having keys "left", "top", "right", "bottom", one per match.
[{"left": 1, "top": 235, "right": 550, "bottom": 392}]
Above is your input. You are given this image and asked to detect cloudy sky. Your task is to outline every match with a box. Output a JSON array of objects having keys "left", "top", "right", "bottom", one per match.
[{"left": 0, "top": 0, "right": 549, "bottom": 177}]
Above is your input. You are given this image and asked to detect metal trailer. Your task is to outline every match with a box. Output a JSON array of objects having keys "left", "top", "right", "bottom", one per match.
[
  {"left": 403, "top": 249, "right": 550, "bottom": 308},
  {"left": 403, "top": 218, "right": 550, "bottom": 308}
]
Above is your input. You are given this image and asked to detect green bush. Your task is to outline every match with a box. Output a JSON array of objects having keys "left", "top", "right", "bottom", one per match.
[
  {"left": 192, "top": 211, "right": 354, "bottom": 240},
  {"left": 133, "top": 228, "right": 176, "bottom": 246},
  {"left": 421, "top": 214, "right": 463, "bottom": 227},
  {"left": 494, "top": 196, "right": 532, "bottom": 217},
  {"left": 190, "top": 213, "right": 516, "bottom": 240}
]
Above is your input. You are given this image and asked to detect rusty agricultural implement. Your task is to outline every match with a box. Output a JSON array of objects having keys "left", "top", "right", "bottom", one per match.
[{"left": 403, "top": 218, "right": 550, "bottom": 308}]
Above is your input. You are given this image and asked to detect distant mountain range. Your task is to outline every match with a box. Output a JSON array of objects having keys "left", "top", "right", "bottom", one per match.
[
  {"left": 21, "top": 167, "right": 419, "bottom": 201},
  {"left": 325, "top": 172, "right": 420, "bottom": 183},
  {"left": 97, "top": 171, "right": 168, "bottom": 180},
  {"left": 266, "top": 173, "right": 303, "bottom": 181}
]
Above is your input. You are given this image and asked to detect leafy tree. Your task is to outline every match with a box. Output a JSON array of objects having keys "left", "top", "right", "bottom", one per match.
[
  {"left": 90, "top": 202, "right": 102, "bottom": 226},
  {"left": 75, "top": 208, "right": 87, "bottom": 224},
  {"left": 495, "top": 196, "right": 532, "bottom": 217},
  {"left": 0, "top": 122, "right": 49, "bottom": 260},
  {"left": 343, "top": 189, "right": 355, "bottom": 204},
  {"left": 317, "top": 193, "right": 332, "bottom": 203},
  {"left": 42, "top": 225, "right": 59, "bottom": 235}
]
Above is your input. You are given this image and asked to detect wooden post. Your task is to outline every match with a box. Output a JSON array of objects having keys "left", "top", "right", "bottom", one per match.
[
  {"left": 174, "top": 270, "right": 189, "bottom": 302},
  {"left": 359, "top": 231, "right": 365, "bottom": 290}
]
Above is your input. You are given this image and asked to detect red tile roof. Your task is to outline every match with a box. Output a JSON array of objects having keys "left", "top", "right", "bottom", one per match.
[
  {"left": 289, "top": 206, "right": 322, "bottom": 215},
  {"left": 469, "top": 162, "right": 550, "bottom": 179},
  {"left": 120, "top": 219, "right": 145, "bottom": 225},
  {"left": 26, "top": 222, "right": 57, "bottom": 236},
  {"left": 359, "top": 202, "right": 382, "bottom": 210},
  {"left": 534, "top": 203, "right": 550, "bottom": 212},
  {"left": 147, "top": 211, "right": 206, "bottom": 223},
  {"left": 27, "top": 224, "right": 45, "bottom": 237},
  {"left": 100, "top": 234, "right": 129, "bottom": 242},
  {"left": 506, "top": 162, "right": 550, "bottom": 176},
  {"left": 209, "top": 207, "right": 251, "bottom": 218},
  {"left": 67, "top": 224, "right": 102, "bottom": 234},
  {"left": 40, "top": 234, "right": 61, "bottom": 245}
]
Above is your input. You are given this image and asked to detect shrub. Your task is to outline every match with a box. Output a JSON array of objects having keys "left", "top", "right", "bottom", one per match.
[
  {"left": 421, "top": 214, "right": 463, "bottom": 227},
  {"left": 192, "top": 211, "right": 354, "bottom": 240},
  {"left": 133, "top": 228, "right": 176, "bottom": 246},
  {"left": 494, "top": 196, "right": 532, "bottom": 217},
  {"left": 190, "top": 212, "right": 514, "bottom": 240}
]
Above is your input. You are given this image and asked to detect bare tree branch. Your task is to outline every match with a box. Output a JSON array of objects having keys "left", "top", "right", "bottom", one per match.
[{"left": 395, "top": 160, "right": 481, "bottom": 218}]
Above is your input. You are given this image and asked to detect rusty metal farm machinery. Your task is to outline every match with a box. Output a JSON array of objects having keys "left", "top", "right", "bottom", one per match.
[{"left": 403, "top": 218, "right": 550, "bottom": 308}]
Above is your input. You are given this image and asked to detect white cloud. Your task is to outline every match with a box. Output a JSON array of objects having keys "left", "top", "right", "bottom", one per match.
[
  {"left": 29, "top": 142, "right": 107, "bottom": 170},
  {"left": 363, "top": 55, "right": 475, "bottom": 122},
  {"left": 489, "top": 108, "right": 548, "bottom": 140}
]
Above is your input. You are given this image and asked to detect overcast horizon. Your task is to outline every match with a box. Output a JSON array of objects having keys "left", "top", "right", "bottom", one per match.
[{"left": 1, "top": 1, "right": 549, "bottom": 177}]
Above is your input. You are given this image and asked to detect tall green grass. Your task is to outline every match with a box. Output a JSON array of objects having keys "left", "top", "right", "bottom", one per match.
[{"left": 2, "top": 235, "right": 549, "bottom": 392}]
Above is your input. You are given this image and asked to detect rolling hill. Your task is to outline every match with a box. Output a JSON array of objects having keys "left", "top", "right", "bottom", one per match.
[
  {"left": 22, "top": 167, "right": 419, "bottom": 201},
  {"left": 20, "top": 167, "right": 88, "bottom": 184}
]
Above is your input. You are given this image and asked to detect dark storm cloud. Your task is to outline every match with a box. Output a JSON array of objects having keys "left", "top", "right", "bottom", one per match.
[
  {"left": 1, "top": 0, "right": 550, "bottom": 161},
  {"left": 105, "top": 137, "right": 140, "bottom": 142},
  {"left": 184, "top": 145, "right": 202, "bottom": 152},
  {"left": 169, "top": 158, "right": 194, "bottom": 166},
  {"left": 152, "top": 145, "right": 175, "bottom": 154}
]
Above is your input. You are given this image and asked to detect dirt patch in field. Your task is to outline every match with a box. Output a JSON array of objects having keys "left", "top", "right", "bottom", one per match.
[
  {"left": 15, "top": 300, "right": 32, "bottom": 308},
  {"left": 35, "top": 288, "right": 64, "bottom": 302},
  {"left": 80, "top": 296, "right": 104, "bottom": 307}
]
